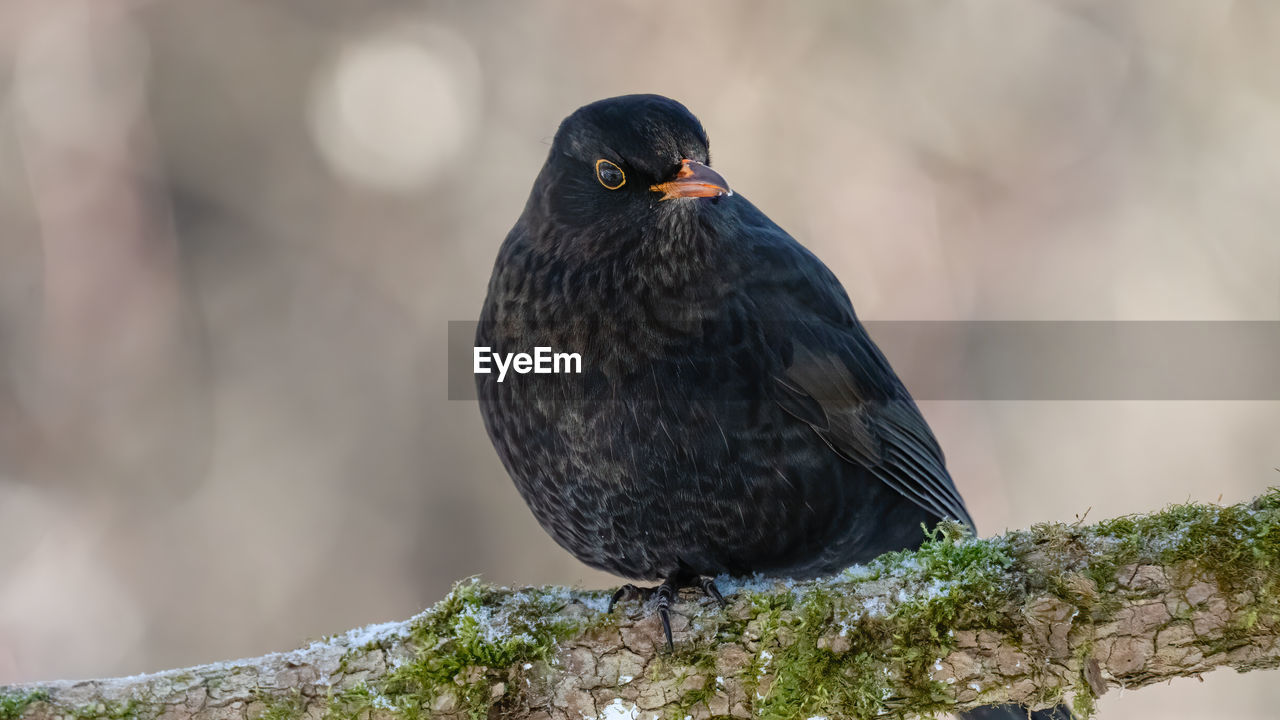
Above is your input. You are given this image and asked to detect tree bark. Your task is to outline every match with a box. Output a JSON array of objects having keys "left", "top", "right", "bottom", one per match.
[{"left": 3, "top": 491, "right": 1279, "bottom": 720}]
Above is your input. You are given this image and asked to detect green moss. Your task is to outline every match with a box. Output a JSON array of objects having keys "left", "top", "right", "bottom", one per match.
[
  {"left": 1087, "top": 489, "right": 1280, "bottom": 647},
  {"left": 658, "top": 593, "right": 755, "bottom": 718},
  {"left": 66, "top": 699, "right": 147, "bottom": 720},
  {"left": 322, "top": 684, "right": 378, "bottom": 720},
  {"left": 256, "top": 690, "right": 306, "bottom": 720},
  {"left": 1089, "top": 490, "right": 1280, "bottom": 588},
  {"left": 1070, "top": 641, "right": 1097, "bottom": 718},
  {"left": 755, "top": 588, "right": 893, "bottom": 720},
  {"left": 354, "top": 578, "right": 596, "bottom": 720},
  {"left": 735, "top": 525, "right": 1023, "bottom": 720},
  {"left": 666, "top": 675, "right": 718, "bottom": 719},
  {"left": 651, "top": 649, "right": 720, "bottom": 719},
  {"left": 0, "top": 689, "right": 150, "bottom": 720},
  {"left": 0, "top": 690, "right": 48, "bottom": 720},
  {"left": 1027, "top": 490, "right": 1280, "bottom": 717}
]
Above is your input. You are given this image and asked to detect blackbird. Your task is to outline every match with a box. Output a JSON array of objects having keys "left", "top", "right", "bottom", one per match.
[{"left": 475, "top": 94, "right": 1067, "bottom": 719}]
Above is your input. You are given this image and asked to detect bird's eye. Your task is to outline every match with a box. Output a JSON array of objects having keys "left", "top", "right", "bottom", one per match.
[{"left": 595, "top": 159, "right": 626, "bottom": 190}]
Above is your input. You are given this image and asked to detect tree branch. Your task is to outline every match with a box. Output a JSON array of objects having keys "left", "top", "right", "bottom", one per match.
[{"left": 4, "top": 491, "right": 1279, "bottom": 720}]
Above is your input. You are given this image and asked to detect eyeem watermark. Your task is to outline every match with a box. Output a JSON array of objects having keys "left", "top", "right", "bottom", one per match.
[
  {"left": 449, "top": 320, "right": 1280, "bottom": 400},
  {"left": 474, "top": 346, "right": 582, "bottom": 383}
]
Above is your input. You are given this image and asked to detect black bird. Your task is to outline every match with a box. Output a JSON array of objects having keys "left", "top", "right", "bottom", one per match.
[
  {"left": 478, "top": 92, "right": 971, "bottom": 613},
  {"left": 475, "top": 95, "right": 1066, "bottom": 719}
]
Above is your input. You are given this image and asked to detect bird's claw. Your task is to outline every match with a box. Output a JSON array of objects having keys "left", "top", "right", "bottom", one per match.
[
  {"left": 653, "top": 581, "right": 676, "bottom": 653},
  {"left": 699, "top": 576, "right": 727, "bottom": 608},
  {"left": 608, "top": 576, "right": 728, "bottom": 653},
  {"left": 608, "top": 583, "right": 653, "bottom": 613}
]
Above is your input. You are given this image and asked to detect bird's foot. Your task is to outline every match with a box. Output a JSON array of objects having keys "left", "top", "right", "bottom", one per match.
[
  {"left": 608, "top": 580, "right": 678, "bottom": 652},
  {"left": 607, "top": 583, "right": 654, "bottom": 612},
  {"left": 608, "top": 576, "right": 727, "bottom": 652},
  {"left": 698, "top": 576, "right": 727, "bottom": 608}
]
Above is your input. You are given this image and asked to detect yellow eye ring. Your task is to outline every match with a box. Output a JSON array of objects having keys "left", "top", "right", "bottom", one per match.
[{"left": 595, "top": 159, "right": 626, "bottom": 190}]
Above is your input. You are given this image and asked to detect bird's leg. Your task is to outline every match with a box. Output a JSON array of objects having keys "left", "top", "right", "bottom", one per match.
[
  {"left": 608, "top": 577, "right": 725, "bottom": 652},
  {"left": 698, "top": 576, "right": 727, "bottom": 608},
  {"left": 607, "top": 583, "right": 653, "bottom": 613},
  {"left": 653, "top": 579, "right": 678, "bottom": 653},
  {"left": 607, "top": 581, "right": 679, "bottom": 652}
]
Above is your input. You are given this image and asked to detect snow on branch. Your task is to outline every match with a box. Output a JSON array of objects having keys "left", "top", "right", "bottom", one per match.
[{"left": 3, "top": 491, "right": 1279, "bottom": 720}]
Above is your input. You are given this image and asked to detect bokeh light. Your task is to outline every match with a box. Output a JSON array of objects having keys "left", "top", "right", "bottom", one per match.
[{"left": 309, "top": 20, "right": 481, "bottom": 192}]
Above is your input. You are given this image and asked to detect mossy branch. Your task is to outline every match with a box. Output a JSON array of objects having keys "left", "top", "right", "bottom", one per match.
[{"left": 4, "top": 491, "right": 1280, "bottom": 720}]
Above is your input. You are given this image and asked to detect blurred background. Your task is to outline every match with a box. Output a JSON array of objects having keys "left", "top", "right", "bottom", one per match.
[{"left": 1, "top": 1, "right": 1277, "bottom": 718}]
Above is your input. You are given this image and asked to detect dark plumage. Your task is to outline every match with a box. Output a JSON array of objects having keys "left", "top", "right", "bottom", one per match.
[
  {"left": 476, "top": 94, "right": 1069, "bottom": 719},
  {"left": 479, "top": 94, "right": 969, "bottom": 586}
]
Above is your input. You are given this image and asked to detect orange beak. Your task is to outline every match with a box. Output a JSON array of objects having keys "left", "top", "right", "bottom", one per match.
[{"left": 650, "top": 159, "right": 732, "bottom": 200}]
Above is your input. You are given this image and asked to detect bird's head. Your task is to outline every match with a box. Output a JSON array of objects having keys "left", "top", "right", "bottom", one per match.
[{"left": 536, "top": 94, "right": 732, "bottom": 232}]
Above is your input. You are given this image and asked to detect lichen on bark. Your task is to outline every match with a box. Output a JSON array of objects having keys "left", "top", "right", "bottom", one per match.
[{"left": 3, "top": 490, "right": 1279, "bottom": 720}]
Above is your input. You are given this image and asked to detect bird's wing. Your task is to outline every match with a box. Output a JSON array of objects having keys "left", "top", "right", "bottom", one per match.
[
  {"left": 741, "top": 216, "right": 975, "bottom": 530},
  {"left": 773, "top": 323, "right": 975, "bottom": 530}
]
